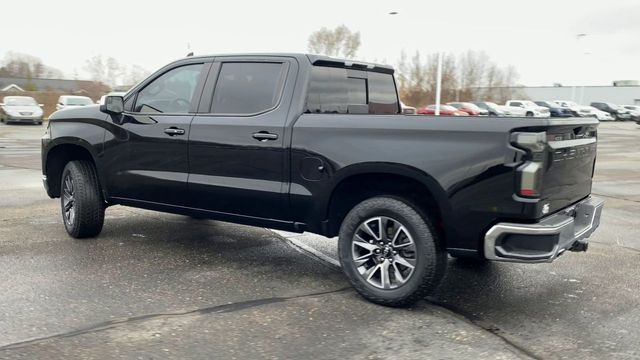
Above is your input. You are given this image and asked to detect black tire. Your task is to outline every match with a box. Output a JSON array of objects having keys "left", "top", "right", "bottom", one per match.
[
  {"left": 338, "top": 196, "right": 446, "bottom": 307},
  {"left": 526, "top": 111, "right": 533, "bottom": 117},
  {"left": 60, "top": 160, "right": 105, "bottom": 238}
]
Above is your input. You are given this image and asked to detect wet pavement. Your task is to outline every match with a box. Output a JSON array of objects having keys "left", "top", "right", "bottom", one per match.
[{"left": 0, "top": 121, "right": 638, "bottom": 359}]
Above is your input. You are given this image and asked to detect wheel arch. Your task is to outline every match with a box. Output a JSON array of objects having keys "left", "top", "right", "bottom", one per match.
[
  {"left": 323, "top": 163, "right": 454, "bottom": 245},
  {"left": 44, "top": 139, "right": 101, "bottom": 198}
]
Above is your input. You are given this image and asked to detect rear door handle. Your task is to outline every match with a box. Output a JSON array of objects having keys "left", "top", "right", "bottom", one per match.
[
  {"left": 252, "top": 132, "right": 278, "bottom": 141},
  {"left": 164, "top": 127, "right": 185, "bottom": 136}
]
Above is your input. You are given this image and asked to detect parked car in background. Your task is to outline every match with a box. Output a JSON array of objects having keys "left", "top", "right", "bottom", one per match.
[
  {"left": 56, "top": 95, "right": 95, "bottom": 111},
  {"left": 417, "top": 104, "right": 469, "bottom": 116},
  {"left": 591, "top": 101, "right": 631, "bottom": 120},
  {"left": 400, "top": 101, "right": 416, "bottom": 115},
  {"left": 553, "top": 100, "right": 596, "bottom": 117},
  {"left": 584, "top": 106, "right": 615, "bottom": 121},
  {"left": 505, "top": 100, "right": 550, "bottom": 117},
  {"left": 622, "top": 105, "right": 640, "bottom": 121},
  {"left": 534, "top": 101, "right": 573, "bottom": 118},
  {"left": 0, "top": 96, "right": 44, "bottom": 125},
  {"left": 499, "top": 104, "right": 527, "bottom": 117},
  {"left": 590, "top": 102, "right": 631, "bottom": 121},
  {"left": 471, "top": 101, "right": 505, "bottom": 116},
  {"left": 447, "top": 102, "right": 488, "bottom": 116}
]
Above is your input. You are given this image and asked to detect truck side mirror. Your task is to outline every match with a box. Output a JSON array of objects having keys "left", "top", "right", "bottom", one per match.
[{"left": 100, "top": 96, "right": 124, "bottom": 115}]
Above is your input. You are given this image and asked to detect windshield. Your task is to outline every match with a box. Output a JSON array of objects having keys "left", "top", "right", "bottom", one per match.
[
  {"left": 435, "top": 105, "right": 457, "bottom": 111},
  {"left": 4, "top": 97, "right": 38, "bottom": 106},
  {"left": 461, "top": 102, "right": 481, "bottom": 110},
  {"left": 536, "top": 101, "right": 557, "bottom": 108},
  {"left": 557, "top": 101, "right": 577, "bottom": 107},
  {"left": 65, "top": 97, "right": 93, "bottom": 106}
]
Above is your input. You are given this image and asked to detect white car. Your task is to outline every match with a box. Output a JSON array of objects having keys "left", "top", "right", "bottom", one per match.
[
  {"left": 499, "top": 105, "right": 526, "bottom": 117},
  {"left": 622, "top": 105, "right": 640, "bottom": 120},
  {"left": 504, "top": 100, "right": 550, "bottom": 117},
  {"left": 553, "top": 100, "right": 595, "bottom": 118},
  {"left": 56, "top": 95, "right": 95, "bottom": 111},
  {"left": 584, "top": 106, "right": 614, "bottom": 121}
]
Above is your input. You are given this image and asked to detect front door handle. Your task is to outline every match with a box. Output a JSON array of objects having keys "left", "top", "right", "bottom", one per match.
[
  {"left": 164, "top": 127, "right": 185, "bottom": 136},
  {"left": 252, "top": 132, "right": 278, "bottom": 141}
]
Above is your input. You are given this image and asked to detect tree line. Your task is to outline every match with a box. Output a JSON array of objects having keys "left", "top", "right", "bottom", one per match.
[{"left": 0, "top": 52, "right": 149, "bottom": 90}]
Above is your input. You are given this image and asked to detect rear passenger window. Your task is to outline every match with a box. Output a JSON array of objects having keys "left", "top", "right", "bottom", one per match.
[
  {"left": 305, "top": 66, "right": 399, "bottom": 115},
  {"left": 211, "top": 62, "right": 287, "bottom": 115},
  {"left": 368, "top": 72, "right": 399, "bottom": 114}
]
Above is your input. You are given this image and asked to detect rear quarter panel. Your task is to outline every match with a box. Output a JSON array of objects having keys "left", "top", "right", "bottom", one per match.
[{"left": 290, "top": 114, "right": 535, "bottom": 251}]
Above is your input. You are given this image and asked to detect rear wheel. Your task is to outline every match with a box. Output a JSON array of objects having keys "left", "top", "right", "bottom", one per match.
[
  {"left": 526, "top": 111, "right": 534, "bottom": 117},
  {"left": 61, "top": 160, "right": 105, "bottom": 238},
  {"left": 338, "top": 196, "right": 446, "bottom": 307}
]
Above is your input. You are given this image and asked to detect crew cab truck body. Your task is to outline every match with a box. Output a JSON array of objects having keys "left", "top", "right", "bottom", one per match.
[{"left": 42, "top": 53, "right": 604, "bottom": 306}]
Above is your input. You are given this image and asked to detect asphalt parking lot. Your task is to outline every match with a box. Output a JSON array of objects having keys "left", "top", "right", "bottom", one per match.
[{"left": 0, "top": 121, "right": 639, "bottom": 359}]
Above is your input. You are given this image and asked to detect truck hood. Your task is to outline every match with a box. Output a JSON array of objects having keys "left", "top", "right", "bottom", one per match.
[{"left": 49, "top": 104, "right": 104, "bottom": 121}]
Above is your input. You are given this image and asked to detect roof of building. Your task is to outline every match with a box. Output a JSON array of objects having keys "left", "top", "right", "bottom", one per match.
[
  {"left": 1, "top": 84, "right": 25, "bottom": 92},
  {"left": 0, "top": 77, "right": 100, "bottom": 93}
]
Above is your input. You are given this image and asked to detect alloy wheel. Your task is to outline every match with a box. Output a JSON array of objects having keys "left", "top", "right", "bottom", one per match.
[
  {"left": 351, "top": 216, "right": 417, "bottom": 289},
  {"left": 62, "top": 174, "right": 76, "bottom": 226}
]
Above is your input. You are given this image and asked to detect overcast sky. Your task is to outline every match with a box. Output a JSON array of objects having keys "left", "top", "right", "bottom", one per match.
[{"left": 2, "top": 0, "right": 639, "bottom": 86}]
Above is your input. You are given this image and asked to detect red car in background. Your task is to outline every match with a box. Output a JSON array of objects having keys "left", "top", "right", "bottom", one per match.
[
  {"left": 447, "top": 102, "right": 488, "bottom": 116},
  {"left": 417, "top": 105, "right": 469, "bottom": 116}
]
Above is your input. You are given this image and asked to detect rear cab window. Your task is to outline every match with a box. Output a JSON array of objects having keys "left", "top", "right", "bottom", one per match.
[{"left": 304, "top": 65, "right": 399, "bottom": 115}]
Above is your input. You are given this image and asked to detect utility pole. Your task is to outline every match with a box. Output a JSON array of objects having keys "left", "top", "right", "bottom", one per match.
[{"left": 435, "top": 52, "right": 443, "bottom": 115}]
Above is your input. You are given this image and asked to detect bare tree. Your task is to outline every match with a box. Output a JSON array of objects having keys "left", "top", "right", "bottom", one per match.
[
  {"left": 396, "top": 51, "right": 459, "bottom": 107},
  {"left": 396, "top": 50, "right": 521, "bottom": 107},
  {"left": 308, "top": 25, "right": 361, "bottom": 59},
  {"left": 84, "top": 55, "right": 106, "bottom": 84},
  {"left": 125, "top": 65, "right": 150, "bottom": 87},
  {"left": 0, "top": 52, "right": 63, "bottom": 78},
  {"left": 84, "top": 55, "right": 149, "bottom": 89}
]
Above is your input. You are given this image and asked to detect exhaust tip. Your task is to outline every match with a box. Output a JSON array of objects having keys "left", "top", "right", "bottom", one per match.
[{"left": 569, "top": 240, "right": 589, "bottom": 252}]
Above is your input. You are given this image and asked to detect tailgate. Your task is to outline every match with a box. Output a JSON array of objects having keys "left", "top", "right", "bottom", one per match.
[
  {"left": 543, "top": 124, "right": 597, "bottom": 212},
  {"left": 512, "top": 120, "right": 598, "bottom": 216}
]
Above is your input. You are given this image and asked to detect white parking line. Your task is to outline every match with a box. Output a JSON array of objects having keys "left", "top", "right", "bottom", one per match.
[{"left": 269, "top": 229, "right": 341, "bottom": 268}]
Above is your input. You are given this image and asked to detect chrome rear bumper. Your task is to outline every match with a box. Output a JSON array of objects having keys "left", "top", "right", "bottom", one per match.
[{"left": 484, "top": 196, "right": 604, "bottom": 263}]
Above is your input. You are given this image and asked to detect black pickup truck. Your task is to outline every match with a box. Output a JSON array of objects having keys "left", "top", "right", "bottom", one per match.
[{"left": 42, "top": 53, "right": 604, "bottom": 306}]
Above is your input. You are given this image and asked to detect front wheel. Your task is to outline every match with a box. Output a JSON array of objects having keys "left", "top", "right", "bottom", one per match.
[
  {"left": 338, "top": 196, "right": 446, "bottom": 307},
  {"left": 61, "top": 160, "right": 105, "bottom": 238}
]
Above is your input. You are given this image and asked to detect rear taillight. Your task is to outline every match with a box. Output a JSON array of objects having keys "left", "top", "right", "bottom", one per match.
[{"left": 512, "top": 132, "right": 547, "bottom": 198}]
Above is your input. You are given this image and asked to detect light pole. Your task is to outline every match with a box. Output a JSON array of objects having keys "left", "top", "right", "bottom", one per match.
[
  {"left": 389, "top": 11, "right": 444, "bottom": 115},
  {"left": 574, "top": 33, "right": 588, "bottom": 104},
  {"left": 435, "top": 52, "right": 443, "bottom": 115}
]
